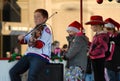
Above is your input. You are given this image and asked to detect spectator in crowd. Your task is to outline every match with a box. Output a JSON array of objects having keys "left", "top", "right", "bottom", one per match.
[
  {"left": 53, "top": 40, "right": 61, "bottom": 57},
  {"left": 60, "top": 44, "right": 68, "bottom": 57},
  {"left": 51, "top": 42, "right": 56, "bottom": 57}
]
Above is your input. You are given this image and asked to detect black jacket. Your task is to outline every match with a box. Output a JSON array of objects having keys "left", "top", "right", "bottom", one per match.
[{"left": 105, "top": 33, "right": 120, "bottom": 72}]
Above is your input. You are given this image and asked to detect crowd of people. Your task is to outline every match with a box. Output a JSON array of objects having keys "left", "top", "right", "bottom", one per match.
[
  {"left": 8, "top": 8, "right": 120, "bottom": 81},
  {"left": 50, "top": 16, "right": 120, "bottom": 81}
]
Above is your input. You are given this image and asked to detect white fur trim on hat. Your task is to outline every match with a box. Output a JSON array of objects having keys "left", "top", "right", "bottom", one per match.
[
  {"left": 105, "top": 23, "right": 115, "bottom": 28},
  {"left": 66, "top": 26, "right": 80, "bottom": 32}
]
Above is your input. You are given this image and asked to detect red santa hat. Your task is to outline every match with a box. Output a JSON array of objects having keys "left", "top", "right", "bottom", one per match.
[
  {"left": 104, "top": 18, "right": 120, "bottom": 30},
  {"left": 66, "top": 21, "right": 83, "bottom": 33}
]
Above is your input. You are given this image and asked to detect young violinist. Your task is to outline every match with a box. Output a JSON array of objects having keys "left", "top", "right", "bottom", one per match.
[{"left": 9, "top": 8, "right": 52, "bottom": 81}]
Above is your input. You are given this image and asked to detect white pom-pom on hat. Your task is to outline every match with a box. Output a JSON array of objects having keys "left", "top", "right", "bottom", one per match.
[
  {"left": 105, "top": 23, "right": 115, "bottom": 28},
  {"left": 66, "top": 21, "right": 83, "bottom": 33}
]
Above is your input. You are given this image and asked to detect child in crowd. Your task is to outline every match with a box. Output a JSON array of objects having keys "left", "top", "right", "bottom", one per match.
[
  {"left": 104, "top": 18, "right": 120, "bottom": 81},
  {"left": 60, "top": 44, "right": 68, "bottom": 57},
  {"left": 85, "top": 15, "right": 109, "bottom": 81},
  {"left": 64, "top": 21, "right": 88, "bottom": 81}
]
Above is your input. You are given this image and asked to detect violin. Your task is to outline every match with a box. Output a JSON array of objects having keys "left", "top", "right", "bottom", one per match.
[
  {"left": 31, "top": 25, "right": 44, "bottom": 39},
  {"left": 28, "top": 25, "right": 44, "bottom": 47}
]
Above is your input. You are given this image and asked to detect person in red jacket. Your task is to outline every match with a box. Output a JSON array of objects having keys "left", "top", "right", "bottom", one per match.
[{"left": 85, "top": 15, "right": 109, "bottom": 81}]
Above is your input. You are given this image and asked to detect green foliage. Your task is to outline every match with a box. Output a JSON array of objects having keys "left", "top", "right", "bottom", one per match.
[
  {"left": 8, "top": 53, "right": 22, "bottom": 62},
  {"left": 51, "top": 55, "right": 63, "bottom": 62}
]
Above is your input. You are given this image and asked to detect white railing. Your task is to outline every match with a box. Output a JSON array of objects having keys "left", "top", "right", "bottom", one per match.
[
  {"left": 0, "top": 60, "right": 18, "bottom": 81},
  {"left": 0, "top": 59, "right": 27, "bottom": 81}
]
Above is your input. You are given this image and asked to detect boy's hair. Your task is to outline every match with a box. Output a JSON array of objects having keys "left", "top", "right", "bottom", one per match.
[
  {"left": 34, "top": 9, "right": 48, "bottom": 19},
  {"left": 53, "top": 40, "right": 59, "bottom": 45},
  {"left": 62, "top": 44, "right": 68, "bottom": 49}
]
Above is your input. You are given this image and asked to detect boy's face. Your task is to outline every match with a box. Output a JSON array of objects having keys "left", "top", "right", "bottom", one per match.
[
  {"left": 34, "top": 12, "right": 46, "bottom": 25},
  {"left": 55, "top": 43, "right": 60, "bottom": 48}
]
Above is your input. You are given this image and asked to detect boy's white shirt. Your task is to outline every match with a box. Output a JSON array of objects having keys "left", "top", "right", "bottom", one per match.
[{"left": 24, "top": 26, "right": 52, "bottom": 57}]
